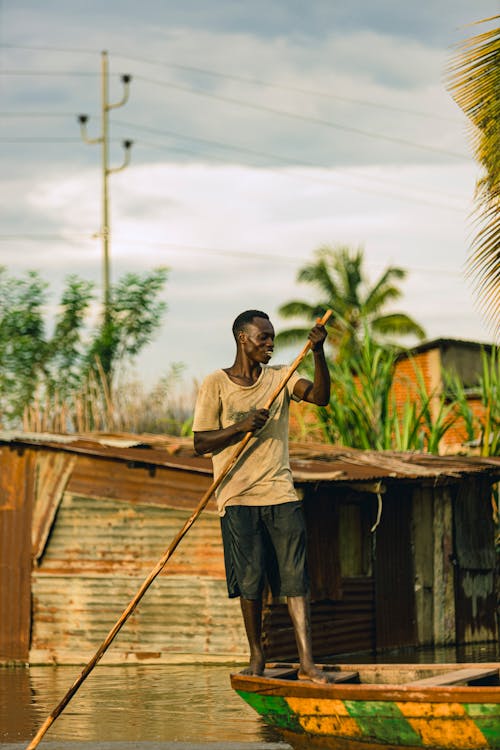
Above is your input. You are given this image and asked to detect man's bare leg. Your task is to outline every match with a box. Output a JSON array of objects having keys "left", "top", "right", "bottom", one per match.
[
  {"left": 287, "top": 594, "right": 331, "bottom": 684},
  {"left": 239, "top": 597, "right": 265, "bottom": 675}
]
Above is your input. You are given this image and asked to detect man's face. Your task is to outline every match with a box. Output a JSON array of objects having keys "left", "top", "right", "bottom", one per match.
[{"left": 240, "top": 317, "right": 275, "bottom": 363}]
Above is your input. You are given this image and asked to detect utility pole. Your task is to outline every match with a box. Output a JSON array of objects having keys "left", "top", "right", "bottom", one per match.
[{"left": 78, "top": 50, "right": 133, "bottom": 337}]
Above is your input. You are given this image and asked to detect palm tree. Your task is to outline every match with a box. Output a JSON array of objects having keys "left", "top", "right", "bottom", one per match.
[
  {"left": 447, "top": 16, "right": 500, "bottom": 338},
  {"left": 275, "top": 245, "right": 425, "bottom": 359}
]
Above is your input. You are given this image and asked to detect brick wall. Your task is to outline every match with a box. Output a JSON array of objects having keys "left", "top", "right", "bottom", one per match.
[
  {"left": 294, "top": 345, "right": 489, "bottom": 453},
  {"left": 392, "top": 349, "right": 486, "bottom": 453}
]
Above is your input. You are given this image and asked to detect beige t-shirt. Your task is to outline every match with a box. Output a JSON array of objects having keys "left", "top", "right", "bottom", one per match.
[{"left": 193, "top": 365, "right": 302, "bottom": 515}]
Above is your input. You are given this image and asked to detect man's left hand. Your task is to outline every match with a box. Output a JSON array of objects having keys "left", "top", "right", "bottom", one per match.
[{"left": 308, "top": 323, "right": 327, "bottom": 351}]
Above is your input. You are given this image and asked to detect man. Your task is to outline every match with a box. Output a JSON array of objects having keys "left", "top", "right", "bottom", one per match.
[{"left": 193, "top": 309, "right": 330, "bottom": 683}]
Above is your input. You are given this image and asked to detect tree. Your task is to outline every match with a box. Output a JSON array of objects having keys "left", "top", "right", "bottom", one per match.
[
  {"left": 0, "top": 268, "right": 48, "bottom": 422},
  {"left": 447, "top": 16, "right": 500, "bottom": 337},
  {"left": 276, "top": 246, "right": 425, "bottom": 359},
  {"left": 47, "top": 275, "right": 96, "bottom": 394},
  {"left": 86, "top": 268, "right": 169, "bottom": 380},
  {"left": 0, "top": 266, "right": 169, "bottom": 426}
]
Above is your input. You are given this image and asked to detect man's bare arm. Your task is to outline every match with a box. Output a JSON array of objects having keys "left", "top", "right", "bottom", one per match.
[{"left": 293, "top": 323, "right": 330, "bottom": 406}]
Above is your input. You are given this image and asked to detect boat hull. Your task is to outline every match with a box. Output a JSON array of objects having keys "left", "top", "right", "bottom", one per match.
[{"left": 231, "top": 664, "right": 500, "bottom": 750}]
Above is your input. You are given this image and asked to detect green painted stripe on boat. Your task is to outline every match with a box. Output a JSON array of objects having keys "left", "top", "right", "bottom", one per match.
[
  {"left": 236, "top": 690, "right": 303, "bottom": 733},
  {"left": 344, "top": 700, "right": 423, "bottom": 746},
  {"left": 464, "top": 704, "right": 500, "bottom": 747}
]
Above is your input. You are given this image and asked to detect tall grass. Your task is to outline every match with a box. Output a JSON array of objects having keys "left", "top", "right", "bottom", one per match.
[
  {"left": 22, "top": 366, "right": 111, "bottom": 434},
  {"left": 20, "top": 361, "right": 195, "bottom": 437},
  {"left": 443, "top": 346, "right": 500, "bottom": 549},
  {"left": 295, "top": 333, "right": 500, "bottom": 454},
  {"left": 443, "top": 346, "right": 500, "bottom": 457}
]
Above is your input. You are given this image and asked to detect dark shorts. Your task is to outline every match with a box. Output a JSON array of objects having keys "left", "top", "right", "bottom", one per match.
[{"left": 220, "top": 501, "right": 309, "bottom": 599}]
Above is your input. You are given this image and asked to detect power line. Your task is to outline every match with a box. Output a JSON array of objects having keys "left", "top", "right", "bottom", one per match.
[
  {"left": 0, "top": 53, "right": 470, "bottom": 215},
  {"left": 0, "top": 137, "right": 84, "bottom": 142},
  {"left": 0, "top": 131, "right": 466, "bottom": 210},
  {"left": 0, "top": 112, "right": 79, "bottom": 117},
  {"left": 1, "top": 69, "right": 98, "bottom": 76},
  {"left": 132, "top": 73, "right": 468, "bottom": 160},
  {"left": 0, "top": 100, "right": 467, "bottom": 204},
  {"left": 116, "top": 53, "right": 459, "bottom": 124},
  {"left": 114, "top": 240, "right": 469, "bottom": 278},
  {"left": 2, "top": 44, "right": 459, "bottom": 123},
  {"left": 1, "top": 43, "right": 98, "bottom": 55},
  {"left": 112, "top": 119, "right": 466, "bottom": 210},
  {"left": 0, "top": 130, "right": 466, "bottom": 211},
  {"left": 0, "top": 233, "right": 91, "bottom": 240},
  {"left": 1, "top": 68, "right": 467, "bottom": 159},
  {"left": 137, "top": 138, "right": 465, "bottom": 212},
  {"left": 0, "top": 233, "right": 468, "bottom": 277},
  {"left": 0, "top": 103, "right": 467, "bottom": 207}
]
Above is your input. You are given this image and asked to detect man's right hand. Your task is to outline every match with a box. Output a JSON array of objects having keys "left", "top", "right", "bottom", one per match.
[
  {"left": 194, "top": 408, "right": 270, "bottom": 455},
  {"left": 240, "top": 408, "right": 270, "bottom": 433}
]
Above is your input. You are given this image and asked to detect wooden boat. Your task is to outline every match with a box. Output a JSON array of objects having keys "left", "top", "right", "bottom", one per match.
[{"left": 231, "top": 662, "right": 500, "bottom": 750}]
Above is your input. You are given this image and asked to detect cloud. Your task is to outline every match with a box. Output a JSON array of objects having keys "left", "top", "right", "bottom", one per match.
[
  {"left": 1, "top": 157, "right": 491, "bottom": 383},
  {"left": 1, "top": 3, "right": 476, "bottom": 179},
  {"left": 3, "top": 0, "right": 496, "bottom": 45},
  {"left": 1, "top": 1, "right": 498, "bottom": 387}
]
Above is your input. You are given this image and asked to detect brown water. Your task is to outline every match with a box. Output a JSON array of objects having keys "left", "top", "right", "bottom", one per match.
[
  {"left": 1, "top": 644, "right": 499, "bottom": 748},
  {"left": 0, "top": 664, "right": 286, "bottom": 747}
]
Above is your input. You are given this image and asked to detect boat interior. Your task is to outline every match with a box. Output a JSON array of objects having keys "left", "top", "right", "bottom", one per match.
[{"left": 259, "top": 662, "right": 500, "bottom": 687}]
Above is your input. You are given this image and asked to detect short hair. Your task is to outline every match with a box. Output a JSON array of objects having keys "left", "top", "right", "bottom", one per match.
[{"left": 232, "top": 309, "right": 269, "bottom": 340}]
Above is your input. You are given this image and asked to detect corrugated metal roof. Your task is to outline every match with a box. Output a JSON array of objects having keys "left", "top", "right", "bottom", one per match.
[{"left": 0, "top": 431, "right": 499, "bottom": 486}]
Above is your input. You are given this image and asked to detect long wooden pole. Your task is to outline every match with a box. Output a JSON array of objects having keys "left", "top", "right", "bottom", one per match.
[{"left": 26, "top": 309, "right": 332, "bottom": 750}]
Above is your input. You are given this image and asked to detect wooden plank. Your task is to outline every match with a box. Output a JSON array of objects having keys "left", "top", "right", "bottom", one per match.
[
  {"left": 0, "top": 447, "right": 36, "bottom": 662},
  {"left": 32, "top": 452, "right": 76, "bottom": 562},
  {"left": 261, "top": 667, "right": 359, "bottom": 683},
  {"left": 407, "top": 667, "right": 499, "bottom": 687},
  {"left": 296, "top": 670, "right": 359, "bottom": 684},
  {"left": 263, "top": 667, "right": 298, "bottom": 679},
  {"left": 328, "top": 670, "right": 359, "bottom": 683}
]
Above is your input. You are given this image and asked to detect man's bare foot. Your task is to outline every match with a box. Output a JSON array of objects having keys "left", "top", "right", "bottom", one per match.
[
  {"left": 297, "top": 666, "right": 333, "bottom": 684},
  {"left": 240, "top": 653, "right": 265, "bottom": 676}
]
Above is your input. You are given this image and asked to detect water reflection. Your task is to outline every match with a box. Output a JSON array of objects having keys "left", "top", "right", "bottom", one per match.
[{"left": 0, "top": 664, "right": 285, "bottom": 745}]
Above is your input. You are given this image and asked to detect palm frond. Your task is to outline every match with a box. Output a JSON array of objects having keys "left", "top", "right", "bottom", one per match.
[
  {"left": 363, "top": 267, "right": 406, "bottom": 312},
  {"left": 297, "top": 251, "right": 339, "bottom": 300},
  {"left": 447, "top": 16, "right": 500, "bottom": 337},
  {"left": 274, "top": 327, "right": 312, "bottom": 349},
  {"left": 276, "top": 245, "right": 424, "bottom": 357},
  {"left": 277, "top": 300, "right": 319, "bottom": 319},
  {"left": 371, "top": 313, "right": 426, "bottom": 340}
]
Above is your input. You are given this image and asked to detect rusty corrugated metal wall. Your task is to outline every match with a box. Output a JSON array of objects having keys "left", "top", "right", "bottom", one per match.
[
  {"left": 0, "top": 446, "right": 35, "bottom": 662},
  {"left": 453, "top": 476, "right": 498, "bottom": 644},
  {"left": 374, "top": 487, "right": 417, "bottom": 650},
  {"left": 263, "top": 485, "right": 376, "bottom": 660},
  {"left": 412, "top": 484, "right": 435, "bottom": 646},
  {"left": 263, "top": 577, "right": 375, "bottom": 659},
  {"left": 1, "top": 435, "right": 498, "bottom": 664},
  {"left": 431, "top": 484, "right": 456, "bottom": 645},
  {"left": 30, "top": 455, "right": 247, "bottom": 664}
]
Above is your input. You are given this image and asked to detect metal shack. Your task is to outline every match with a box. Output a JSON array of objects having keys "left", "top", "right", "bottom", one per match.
[{"left": 0, "top": 432, "right": 498, "bottom": 665}]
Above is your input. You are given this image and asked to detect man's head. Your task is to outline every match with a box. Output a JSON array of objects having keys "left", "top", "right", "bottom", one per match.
[
  {"left": 232, "top": 310, "right": 269, "bottom": 340},
  {"left": 232, "top": 310, "right": 275, "bottom": 364}
]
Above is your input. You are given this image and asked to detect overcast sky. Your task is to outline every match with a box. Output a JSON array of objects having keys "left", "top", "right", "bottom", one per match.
[{"left": 1, "top": 2, "right": 498, "bottom": 386}]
